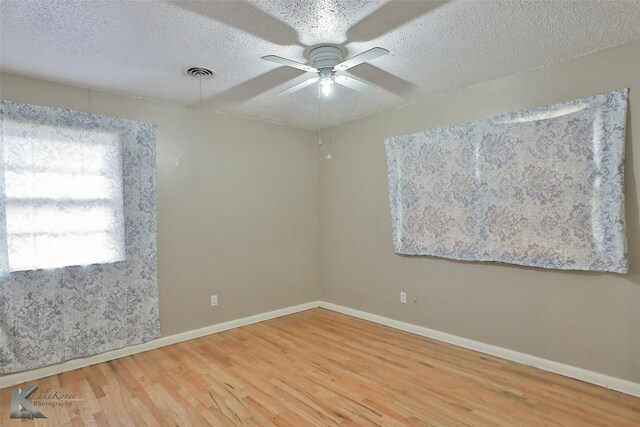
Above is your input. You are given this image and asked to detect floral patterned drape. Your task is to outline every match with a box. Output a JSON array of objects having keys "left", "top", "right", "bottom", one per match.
[
  {"left": 0, "top": 100, "right": 159, "bottom": 374},
  {"left": 385, "top": 89, "right": 628, "bottom": 273}
]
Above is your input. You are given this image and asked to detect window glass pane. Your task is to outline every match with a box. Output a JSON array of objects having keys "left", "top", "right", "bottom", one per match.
[
  {"left": 8, "top": 231, "right": 123, "bottom": 271},
  {"left": 6, "top": 202, "right": 120, "bottom": 235},
  {"left": 3, "top": 120, "right": 125, "bottom": 272},
  {"left": 5, "top": 170, "right": 117, "bottom": 200}
]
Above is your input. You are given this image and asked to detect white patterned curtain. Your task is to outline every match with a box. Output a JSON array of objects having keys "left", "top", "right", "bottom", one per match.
[
  {"left": 0, "top": 128, "right": 7, "bottom": 277},
  {"left": 385, "top": 89, "right": 628, "bottom": 273},
  {"left": 0, "top": 101, "right": 159, "bottom": 374}
]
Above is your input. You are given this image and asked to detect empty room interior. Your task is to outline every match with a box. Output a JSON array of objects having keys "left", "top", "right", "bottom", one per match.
[{"left": 1, "top": 0, "right": 640, "bottom": 425}]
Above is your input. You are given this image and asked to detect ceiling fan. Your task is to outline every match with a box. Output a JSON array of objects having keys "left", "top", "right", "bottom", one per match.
[
  {"left": 262, "top": 45, "right": 389, "bottom": 97},
  {"left": 175, "top": 1, "right": 447, "bottom": 106}
]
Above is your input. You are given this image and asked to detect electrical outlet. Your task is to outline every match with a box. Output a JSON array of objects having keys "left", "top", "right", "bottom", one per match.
[
  {"left": 400, "top": 292, "right": 407, "bottom": 304},
  {"left": 210, "top": 295, "right": 218, "bottom": 307}
]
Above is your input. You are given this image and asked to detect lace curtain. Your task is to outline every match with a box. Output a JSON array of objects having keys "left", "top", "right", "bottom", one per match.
[
  {"left": 0, "top": 101, "right": 159, "bottom": 373},
  {"left": 385, "top": 89, "right": 628, "bottom": 273}
]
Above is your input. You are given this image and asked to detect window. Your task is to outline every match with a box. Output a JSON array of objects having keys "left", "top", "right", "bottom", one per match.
[{"left": 2, "top": 119, "right": 125, "bottom": 272}]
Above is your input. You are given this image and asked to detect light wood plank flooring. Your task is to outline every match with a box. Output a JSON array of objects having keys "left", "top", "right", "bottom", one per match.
[{"left": 1, "top": 308, "right": 639, "bottom": 426}]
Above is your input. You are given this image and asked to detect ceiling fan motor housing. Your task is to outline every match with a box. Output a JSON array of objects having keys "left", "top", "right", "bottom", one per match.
[{"left": 309, "top": 45, "right": 344, "bottom": 70}]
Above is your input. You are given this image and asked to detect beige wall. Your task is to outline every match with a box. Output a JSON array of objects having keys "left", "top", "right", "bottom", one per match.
[
  {"left": 0, "top": 72, "right": 321, "bottom": 336},
  {"left": 318, "top": 40, "right": 640, "bottom": 383}
]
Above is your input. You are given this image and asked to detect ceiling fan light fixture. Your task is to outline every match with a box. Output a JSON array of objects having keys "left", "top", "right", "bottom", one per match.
[
  {"left": 319, "top": 77, "right": 333, "bottom": 86},
  {"left": 319, "top": 67, "right": 334, "bottom": 97},
  {"left": 321, "top": 82, "right": 333, "bottom": 97}
]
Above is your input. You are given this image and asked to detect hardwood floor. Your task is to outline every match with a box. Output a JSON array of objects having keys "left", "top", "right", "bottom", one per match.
[{"left": 2, "top": 308, "right": 639, "bottom": 426}]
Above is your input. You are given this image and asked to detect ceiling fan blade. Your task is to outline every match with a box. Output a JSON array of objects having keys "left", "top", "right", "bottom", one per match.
[
  {"left": 334, "top": 75, "right": 375, "bottom": 92},
  {"left": 262, "top": 55, "right": 318, "bottom": 73},
  {"left": 332, "top": 47, "right": 389, "bottom": 71},
  {"left": 347, "top": 63, "right": 418, "bottom": 98},
  {"left": 346, "top": 1, "right": 448, "bottom": 43},
  {"left": 278, "top": 77, "right": 320, "bottom": 96}
]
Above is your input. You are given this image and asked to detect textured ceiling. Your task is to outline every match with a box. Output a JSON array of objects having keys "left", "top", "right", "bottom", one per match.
[{"left": 2, "top": 1, "right": 640, "bottom": 129}]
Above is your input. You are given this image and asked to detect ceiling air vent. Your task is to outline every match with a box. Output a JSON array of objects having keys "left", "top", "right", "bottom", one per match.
[{"left": 183, "top": 67, "right": 215, "bottom": 78}]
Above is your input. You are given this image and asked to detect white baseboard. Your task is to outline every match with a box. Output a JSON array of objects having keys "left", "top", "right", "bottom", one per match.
[
  {"left": 0, "top": 301, "right": 321, "bottom": 388},
  {"left": 318, "top": 301, "right": 640, "bottom": 398},
  {"left": 3, "top": 300, "right": 638, "bottom": 398}
]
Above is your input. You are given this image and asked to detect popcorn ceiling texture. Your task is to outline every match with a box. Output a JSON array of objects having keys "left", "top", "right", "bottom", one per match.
[{"left": 1, "top": 0, "right": 640, "bottom": 129}]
